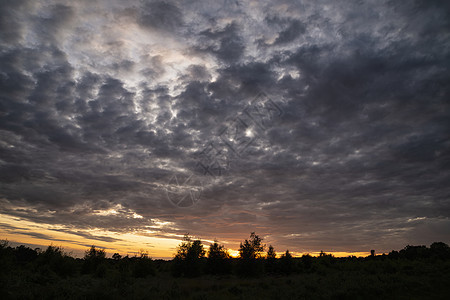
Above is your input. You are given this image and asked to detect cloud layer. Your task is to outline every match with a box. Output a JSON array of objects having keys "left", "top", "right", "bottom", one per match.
[{"left": 1, "top": 0, "right": 449, "bottom": 255}]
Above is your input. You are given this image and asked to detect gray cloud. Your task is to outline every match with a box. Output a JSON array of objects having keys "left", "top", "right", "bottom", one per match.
[
  {"left": 138, "top": 0, "right": 184, "bottom": 32},
  {"left": 196, "top": 22, "right": 246, "bottom": 64}
]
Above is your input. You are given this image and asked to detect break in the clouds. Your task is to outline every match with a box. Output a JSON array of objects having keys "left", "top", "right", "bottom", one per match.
[{"left": 1, "top": 0, "right": 449, "bottom": 256}]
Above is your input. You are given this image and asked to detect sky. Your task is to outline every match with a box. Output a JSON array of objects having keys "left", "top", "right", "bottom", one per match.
[{"left": 1, "top": 0, "right": 449, "bottom": 259}]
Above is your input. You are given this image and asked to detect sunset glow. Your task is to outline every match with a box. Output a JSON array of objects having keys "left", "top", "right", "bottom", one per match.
[{"left": 1, "top": 0, "right": 449, "bottom": 262}]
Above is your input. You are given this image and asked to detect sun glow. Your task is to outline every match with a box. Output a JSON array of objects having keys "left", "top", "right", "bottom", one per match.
[{"left": 0, "top": 211, "right": 180, "bottom": 259}]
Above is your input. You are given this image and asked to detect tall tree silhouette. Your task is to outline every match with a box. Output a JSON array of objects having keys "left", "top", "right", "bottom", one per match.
[
  {"left": 265, "top": 245, "right": 276, "bottom": 274},
  {"left": 207, "top": 240, "right": 231, "bottom": 274},
  {"left": 238, "top": 232, "right": 265, "bottom": 276},
  {"left": 280, "top": 250, "right": 294, "bottom": 274},
  {"left": 172, "top": 234, "right": 205, "bottom": 277},
  {"left": 82, "top": 246, "right": 106, "bottom": 276},
  {"left": 239, "top": 232, "right": 264, "bottom": 259}
]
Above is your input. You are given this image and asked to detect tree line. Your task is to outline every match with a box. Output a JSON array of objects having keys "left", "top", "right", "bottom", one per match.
[
  {"left": 2, "top": 232, "right": 449, "bottom": 281},
  {"left": 170, "top": 232, "right": 450, "bottom": 277}
]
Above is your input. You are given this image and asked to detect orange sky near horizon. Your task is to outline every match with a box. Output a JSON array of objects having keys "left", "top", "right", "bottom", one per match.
[{"left": 1, "top": 213, "right": 372, "bottom": 259}]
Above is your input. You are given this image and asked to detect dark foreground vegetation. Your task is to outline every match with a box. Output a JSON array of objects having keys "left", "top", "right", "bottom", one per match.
[{"left": 1, "top": 234, "right": 450, "bottom": 299}]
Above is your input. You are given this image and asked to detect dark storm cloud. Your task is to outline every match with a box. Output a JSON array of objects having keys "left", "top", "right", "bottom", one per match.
[
  {"left": 32, "top": 4, "right": 75, "bottom": 43},
  {"left": 1, "top": 0, "right": 449, "bottom": 253},
  {"left": 273, "top": 19, "right": 306, "bottom": 45},
  {"left": 138, "top": 0, "right": 184, "bottom": 32},
  {"left": 0, "top": 0, "right": 31, "bottom": 44},
  {"left": 262, "top": 16, "right": 307, "bottom": 46},
  {"left": 196, "top": 22, "right": 245, "bottom": 64}
]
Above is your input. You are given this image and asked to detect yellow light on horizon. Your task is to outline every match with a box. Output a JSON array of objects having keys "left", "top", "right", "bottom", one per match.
[{"left": 1, "top": 211, "right": 374, "bottom": 260}]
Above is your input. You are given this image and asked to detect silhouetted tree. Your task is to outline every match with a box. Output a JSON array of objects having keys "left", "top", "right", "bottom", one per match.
[
  {"left": 318, "top": 250, "right": 335, "bottom": 266},
  {"left": 265, "top": 245, "right": 276, "bottom": 274},
  {"left": 132, "top": 250, "right": 155, "bottom": 278},
  {"left": 82, "top": 246, "right": 106, "bottom": 276},
  {"left": 280, "top": 250, "right": 294, "bottom": 274},
  {"left": 175, "top": 236, "right": 205, "bottom": 261},
  {"left": 206, "top": 240, "right": 231, "bottom": 274},
  {"left": 430, "top": 242, "right": 450, "bottom": 260},
  {"left": 267, "top": 245, "right": 276, "bottom": 259},
  {"left": 14, "top": 245, "right": 37, "bottom": 264},
  {"left": 239, "top": 232, "right": 264, "bottom": 260},
  {"left": 38, "top": 245, "right": 76, "bottom": 277},
  {"left": 400, "top": 245, "right": 429, "bottom": 260},
  {"left": 301, "top": 254, "right": 313, "bottom": 271},
  {"left": 238, "top": 232, "right": 265, "bottom": 276},
  {"left": 0, "top": 241, "right": 14, "bottom": 285},
  {"left": 389, "top": 250, "right": 400, "bottom": 259},
  {"left": 112, "top": 253, "right": 122, "bottom": 261},
  {"left": 85, "top": 245, "right": 106, "bottom": 260},
  {"left": 172, "top": 234, "right": 205, "bottom": 277},
  {"left": 0, "top": 239, "right": 9, "bottom": 249}
]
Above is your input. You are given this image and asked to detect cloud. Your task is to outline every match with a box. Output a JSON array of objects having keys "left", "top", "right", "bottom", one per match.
[
  {"left": 0, "top": 0, "right": 34, "bottom": 44},
  {"left": 200, "top": 22, "right": 246, "bottom": 64},
  {"left": 138, "top": 0, "right": 183, "bottom": 32},
  {"left": 0, "top": 0, "right": 449, "bottom": 254}
]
